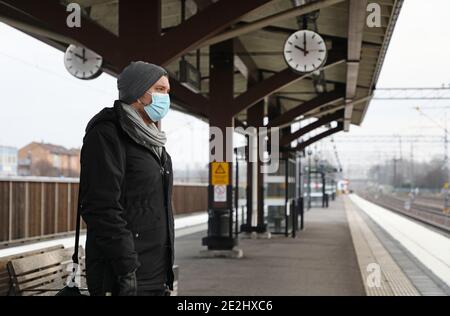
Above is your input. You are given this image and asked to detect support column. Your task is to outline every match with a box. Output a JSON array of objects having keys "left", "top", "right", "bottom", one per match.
[
  {"left": 241, "top": 101, "right": 267, "bottom": 234},
  {"left": 118, "top": 0, "right": 161, "bottom": 63},
  {"left": 202, "top": 40, "right": 239, "bottom": 253}
]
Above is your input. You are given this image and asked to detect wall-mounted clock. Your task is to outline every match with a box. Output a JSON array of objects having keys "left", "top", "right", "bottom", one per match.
[
  {"left": 283, "top": 30, "right": 328, "bottom": 74},
  {"left": 64, "top": 44, "right": 103, "bottom": 80}
]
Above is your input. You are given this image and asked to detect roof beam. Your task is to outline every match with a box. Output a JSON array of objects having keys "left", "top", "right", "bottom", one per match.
[
  {"left": 0, "top": 0, "right": 122, "bottom": 66},
  {"left": 151, "top": 0, "right": 272, "bottom": 66},
  {"left": 345, "top": 0, "right": 368, "bottom": 131},
  {"left": 170, "top": 79, "right": 209, "bottom": 119},
  {"left": 192, "top": 0, "right": 213, "bottom": 10},
  {"left": 302, "top": 77, "right": 371, "bottom": 90},
  {"left": 268, "top": 87, "right": 345, "bottom": 129},
  {"left": 234, "top": 38, "right": 259, "bottom": 83},
  {"left": 287, "top": 122, "right": 344, "bottom": 152},
  {"left": 201, "top": 0, "right": 346, "bottom": 48},
  {"left": 232, "top": 68, "right": 306, "bottom": 116},
  {"left": 250, "top": 23, "right": 382, "bottom": 48},
  {"left": 280, "top": 110, "right": 344, "bottom": 147},
  {"left": 231, "top": 45, "right": 347, "bottom": 116},
  {"left": 0, "top": 2, "right": 73, "bottom": 45},
  {"left": 300, "top": 94, "right": 373, "bottom": 122},
  {"left": 118, "top": 0, "right": 161, "bottom": 49},
  {"left": 167, "top": 21, "right": 383, "bottom": 49}
]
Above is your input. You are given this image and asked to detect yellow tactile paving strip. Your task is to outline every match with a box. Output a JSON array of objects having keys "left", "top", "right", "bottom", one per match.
[{"left": 343, "top": 196, "right": 420, "bottom": 296}]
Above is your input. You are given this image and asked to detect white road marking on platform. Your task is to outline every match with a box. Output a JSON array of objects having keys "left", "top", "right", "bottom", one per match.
[
  {"left": 344, "top": 196, "right": 419, "bottom": 296},
  {"left": 350, "top": 194, "right": 450, "bottom": 287},
  {"left": 175, "top": 224, "right": 207, "bottom": 238}
]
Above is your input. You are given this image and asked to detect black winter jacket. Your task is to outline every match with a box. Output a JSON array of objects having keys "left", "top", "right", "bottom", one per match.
[{"left": 79, "top": 101, "right": 174, "bottom": 295}]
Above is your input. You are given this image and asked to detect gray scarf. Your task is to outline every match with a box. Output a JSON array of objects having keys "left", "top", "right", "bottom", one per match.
[{"left": 121, "top": 103, "right": 167, "bottom": 158}]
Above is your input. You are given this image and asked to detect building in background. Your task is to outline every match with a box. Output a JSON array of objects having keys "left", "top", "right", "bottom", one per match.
[
  {"left": 0, "top": 146, "right": 18, "bottom": 176},
  {"left": 18, "top": 142, "right": 80, "bottom": 177}
]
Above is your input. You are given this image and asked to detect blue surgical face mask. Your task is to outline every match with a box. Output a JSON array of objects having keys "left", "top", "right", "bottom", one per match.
[{"left": 142, "top": 92, "right": 171, "bottom": 122}]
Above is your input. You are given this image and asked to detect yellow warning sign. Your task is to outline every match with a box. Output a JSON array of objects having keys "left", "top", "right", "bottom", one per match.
[{"left": 211, "top": 162, "right": 229, "bottom": 185}]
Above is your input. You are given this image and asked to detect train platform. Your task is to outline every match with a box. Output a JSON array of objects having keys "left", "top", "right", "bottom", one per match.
[
  {"left": 174, "top": 195, "right": 450, "bottom": 296},
  {"left": 2, "top": 195, "right": 449, "bottom": 296}
]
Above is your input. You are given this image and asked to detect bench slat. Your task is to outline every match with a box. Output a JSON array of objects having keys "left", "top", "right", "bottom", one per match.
[
  {"left": 16, "top": 261, "right": 85, "bottom": 284},
  {"left": 9, "top": 247, "right": 84, "bottom": 275},
  {"left": 19, "top": 270, "right": 69, "bottom": 293},
  {"left": 9, "top": 248, "right": 76, "bottom": 276}
]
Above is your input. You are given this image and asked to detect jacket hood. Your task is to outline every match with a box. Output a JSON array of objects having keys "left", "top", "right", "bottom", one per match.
[{"left": 84, "top": 101, "right": 123, "bottom": 135}]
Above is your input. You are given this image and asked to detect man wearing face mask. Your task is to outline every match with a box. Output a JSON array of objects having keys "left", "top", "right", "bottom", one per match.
[{"left": 79, "top": 61, "right": 174, "bottom": 296}]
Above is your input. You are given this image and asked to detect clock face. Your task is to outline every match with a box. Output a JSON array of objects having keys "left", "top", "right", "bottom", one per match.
[
  {"left": 64, "top": 45, "right": 103, "bottom": 80},
  {"left": 283, "top": 30, "right": 328, "bottom": 74}
]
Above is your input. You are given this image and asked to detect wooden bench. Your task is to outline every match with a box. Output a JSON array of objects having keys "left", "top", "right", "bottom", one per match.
[
  {"left": 7, "top": 246, "right": 88, "bottom": 296},
  {"left": 0, "top": 245, "right": 65, "bottom": 296}
]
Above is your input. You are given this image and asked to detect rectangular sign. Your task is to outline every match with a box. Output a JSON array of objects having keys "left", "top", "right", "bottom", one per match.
[
  {"left": 214, "top": 185, "right": 227, "bottom": 202},
  {"left": 211, "top": 162, "right": 229, "bottom": 185}
]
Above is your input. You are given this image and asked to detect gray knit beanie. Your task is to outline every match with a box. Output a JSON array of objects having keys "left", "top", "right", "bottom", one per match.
[{"left": 117, "top": 61, "right": 168, "bottom": 104}]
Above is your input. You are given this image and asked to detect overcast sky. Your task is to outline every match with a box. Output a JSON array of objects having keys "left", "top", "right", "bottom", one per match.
[
  {"left": 334, "top": 0, "right": 450, "bottom": 175},
  {"left": 0, "top": 0, "right": 449, "bottom": 172}
]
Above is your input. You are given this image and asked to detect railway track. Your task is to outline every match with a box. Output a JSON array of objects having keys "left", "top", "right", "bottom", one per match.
[
  {"left": 360, "top": 193, "right": 450, "bottom": 234},
  {"left": 396, "top": 194, "right": 447, "bottom": 210}
]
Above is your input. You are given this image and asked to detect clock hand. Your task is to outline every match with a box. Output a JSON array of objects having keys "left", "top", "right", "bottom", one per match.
[
  {"left": 303, "top": 32, "right": 307, "bottom": 56},
  {"left": 73, "top": 53, "right": 88, "bottom": 63},
  {"left": 294, "top": 45, "right": 306, "bottom": 53},
  {"left": 82, "top": 48, "right": 87, "bottom": 64},
  {"left": 294, "top": 44, "right": 309, "bottom": 55}
]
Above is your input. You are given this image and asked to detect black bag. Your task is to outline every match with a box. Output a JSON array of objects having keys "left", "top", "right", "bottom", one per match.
[
  {"left": 55, "top": 286, "right": 85, "bottom": 297},
  {"left": 56, "top": 185, "right": 87, "bottom": 296}
]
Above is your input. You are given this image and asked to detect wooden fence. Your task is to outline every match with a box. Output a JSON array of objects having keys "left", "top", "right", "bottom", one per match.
[{"left": 0, "top": 177, "right": 207, "bottom": 244}]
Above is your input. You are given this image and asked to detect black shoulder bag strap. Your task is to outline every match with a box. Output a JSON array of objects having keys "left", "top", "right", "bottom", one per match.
[{"left": 72, "top": 183, "right": 82, "bottom": 265}]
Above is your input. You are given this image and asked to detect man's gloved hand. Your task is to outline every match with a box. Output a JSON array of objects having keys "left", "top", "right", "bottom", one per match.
[{"left": 117, "top": 270, "right": 137, "bottom": 296}]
